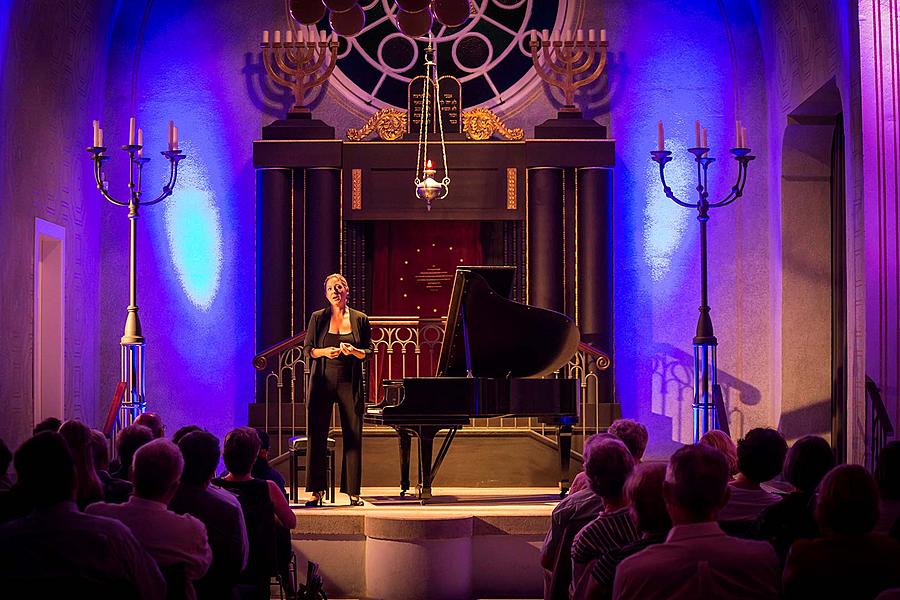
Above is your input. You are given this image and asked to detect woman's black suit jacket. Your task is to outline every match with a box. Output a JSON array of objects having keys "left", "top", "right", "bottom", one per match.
[{"left": 302, "top": 307, "right": 374, "bottom": 408}]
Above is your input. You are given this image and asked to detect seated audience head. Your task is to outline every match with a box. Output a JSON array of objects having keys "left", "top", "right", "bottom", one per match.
[
  {"left": 171, "top": 425, "right": 202, "bottom": 445},
  {"left": 256, "top": 429, "right": 271, "bottom": 459},
  {"left": 783, "top": 435, "right": 833, "bottom": 493},
  {"left": 626, "top": 462, "right": 671, "bottom": 534},
  {"left": 223, "top": 426, "right": 261, "bottom": 478},
  {"left": 88, "top": 429, "right": 110, "bottom": 472},
  {"left": 875, "top": 441, "right": 900, "bottom": 501},
  {"left": 815, "top": 464, "right": 880, "bottom": 535},
  {"left": 699, "top": 429, "right": 738, "bottom": 477},
  {"left": 132, "top": 438, "right": 184, "bottom": 504},
  {"left": 14, "top": 432, "right": 75, "bottom": 507},
  {"left": 608, "top": 419, "right": 649, "bottom": 462},
  {"left": 134, "top": 412, "right": 165, "bottom": 439},
  {"left": 116, "top": 424, "right": 154, "bottom": 477},
  {"left": 585, "top": 436, "right": 635, "bottom": 505},
  {"left": 736, "top": 428, "right": 788, "bottom": 483},
  {"left": 177, "top": 430, "right": 221, "bottom": 487},
  {"left": 59, "top": 419, "right": 103, "bottom": 503},
  {"left": 32, "top": 416, "right": 62, "bottom": 436},
  {"left": 664, "top": 443, "right": 731, "bottom": 523}
]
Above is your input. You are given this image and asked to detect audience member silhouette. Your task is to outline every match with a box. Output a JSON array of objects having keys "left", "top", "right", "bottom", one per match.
[
  {"left": 172, "top": 425, "right": 203, "bottom": 445},
  {"left": 0, "top": 432, "right": 165, "bottom": 598},
  {"left": 541, "top": 433, "right": 614, "bottom": 600},
  {"left": 751, "top": 435, "right": 832, "bottom": 562},
  {"left": 575, "top": 463, "right": 671, "bottom": 600},
  {"left": 58, "top": 419, "right": 104, "bottom": 509},
  {"left": 570, "top": 438, "right": 638, "bottom": 597},
  {"left": 783, "top": 464, "right": 900, "bottom": 599},
  {"left": 135, "top": 412, "right": 166, "bottom": 439},
  {"left": 88, "top": 428, "right": 133, "bottom": 503},
  {"left": 613, "top": 443, "right": 780, "bottom": 599},
  {"left": 875, "top": 441, "right": 900, "bottom": 535},
  {"left": 699, "top": 429, "right": 738, "bottom": 478},
  {"left": 719, "top": 428, "right": 787, "bottom": 523},
  {"left": 570, "top": 420, "right": 648, "bottom": 494},
  {"left": 87, "top": 438, "right": 212, "bottom": 600},
  {"left": 252, "top": 429, "right": 286, "bottom": 495},
  {"left": 32, "top": 416, "right": 61, "bottom": 436},
  {"left": 170, "top": 430, "right": 249, "bottom": 600},
  {"left": 112, "top": 423, "right": 154, "bottom": 481},
  {"left": 214, "top": 427, "right": 297, "bottom": 600}
]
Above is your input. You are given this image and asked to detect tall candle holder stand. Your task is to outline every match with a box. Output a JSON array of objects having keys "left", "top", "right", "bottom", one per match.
[
  {"left": 650, "top": 144, "right": 754, "bottom": 441},
  {"left": 86, "top": 140, "right": 186, "bottom": 434}
]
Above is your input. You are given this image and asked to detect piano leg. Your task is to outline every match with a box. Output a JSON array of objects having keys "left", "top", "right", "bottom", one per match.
[
  {"left": 558, "top": 425, "right": 573, "bottom": 498},
  {"left": 398, "top": 429, "right": 411, "bottom": 497},
  {"left": 417, "top": 427, "right": 436, "bottom": 503}
]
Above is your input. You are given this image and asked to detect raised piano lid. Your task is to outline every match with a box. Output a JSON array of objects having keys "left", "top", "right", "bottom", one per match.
[{"left": 436, "top": 266, "right": 581, "bottom": 379}]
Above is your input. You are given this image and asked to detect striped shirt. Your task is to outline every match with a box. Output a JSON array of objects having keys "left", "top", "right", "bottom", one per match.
[
  {"left": 570, "top": 506, "right": 639, "bottom": 597},
  {"left": 591, "top": 532, "right": 668, "bottom": 597}
]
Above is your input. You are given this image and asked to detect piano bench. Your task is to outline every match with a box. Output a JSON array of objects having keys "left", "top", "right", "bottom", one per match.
[{"left": 287, "top": 435, "right": 336, "bottom": 504}]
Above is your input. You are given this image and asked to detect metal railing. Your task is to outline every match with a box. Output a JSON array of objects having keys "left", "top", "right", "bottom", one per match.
[
  {"left": 253, "top": 317, "right": 613, "bottom": 456},
  {"left": 866, "top": 376, "right": 895, "bottom": 471}
]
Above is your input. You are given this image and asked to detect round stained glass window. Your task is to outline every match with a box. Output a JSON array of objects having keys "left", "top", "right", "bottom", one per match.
[{"left": 309, "top": 0, "right": 582, "bottom": 112}]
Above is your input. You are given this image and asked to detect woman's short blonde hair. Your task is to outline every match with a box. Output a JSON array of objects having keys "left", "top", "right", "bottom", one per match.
[{"left": 323, "top": 273, "right": 349, "bottom": 289}]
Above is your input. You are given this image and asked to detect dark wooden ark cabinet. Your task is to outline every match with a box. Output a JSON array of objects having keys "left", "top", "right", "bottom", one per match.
[{"left": 253, "top": 134, "right": 616, "bottom": 407}]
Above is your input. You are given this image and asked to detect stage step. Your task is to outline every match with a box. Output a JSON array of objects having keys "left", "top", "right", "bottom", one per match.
[{"left": 268, "top": 429, "right": 583, "bottom": 490}]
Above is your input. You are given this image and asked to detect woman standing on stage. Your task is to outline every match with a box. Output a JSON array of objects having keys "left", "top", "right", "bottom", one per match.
[{"left": 303, "top": 273, "right": 372, "bottom": 506}]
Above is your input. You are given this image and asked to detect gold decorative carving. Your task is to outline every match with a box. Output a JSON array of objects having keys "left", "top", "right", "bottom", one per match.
[
  {"left": 462, "top": 108, "right": 525, "bottom": 141},
  {"left": 346, "top": 108, "right": 407, "bottom": 141},
  {"left": 506, "top": 168, "right": 517, "bottom": 209},
  {"left": 351, "top": 169, "right": 362, "bottom": 210}
]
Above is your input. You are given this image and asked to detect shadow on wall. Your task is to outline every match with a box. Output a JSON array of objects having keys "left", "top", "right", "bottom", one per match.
[
  {"left": 541, "top": 51, "right": 625, "bottom": 125},
  {"left": 242, "top": 51, "right": 329, "bottom": 119},
  {"left": 651, "top": 343, "right": 762, "bottom": 441},
  {"left": 778, "top": 399, "right": 832, "bottom": 441}
]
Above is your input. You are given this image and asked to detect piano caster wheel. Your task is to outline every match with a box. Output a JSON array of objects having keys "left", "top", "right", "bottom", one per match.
[
  {"left": 400, "top": 489, "right": 408, "bottom": 498},
  {"left": 559, "top": 488, "right": 569, "bottom": 499}
]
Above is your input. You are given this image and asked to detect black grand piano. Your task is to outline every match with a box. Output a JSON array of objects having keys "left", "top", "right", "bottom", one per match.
[{"left": 364, "top": 266, "right": 581, "bottom": 503}]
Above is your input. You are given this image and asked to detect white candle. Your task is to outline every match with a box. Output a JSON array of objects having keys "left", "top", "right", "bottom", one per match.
[
  {"left": 735, "top": 120, "right": 741, "bottom": 147},
  {"left": 588, "top": 29, "right": 596, "bottom": 42},
  {"left": 330, "top": 32, "right": 338, "bottom": 43},
  {"left": 541, "top": 29, "right": 549, "bottom": 41},
  {"left": 695, "top": 120, "right": 701, "bottom": 147},
  {"left": 137, "top": 128, "right": 143, "bottom": 157},
  {"left": 262, "top": 30, "right": 269, "bottom": 44},
  {"left": 286, "top": 30, "right": 293, "bottom": 44},
  {"left": 129, "top": 116, "right": 135, "bottom": 145},
  {"left": 657, "top": 120, "right": 664, "bottom": 151},
  {"left": 173, "top": 126, "right": 178, "bottom": 150},
  {"left": 92, "top": 120, "right": 99, "bottom": 147},
  {"left": 319, "top": 30, "right": 326, "bottom": 42},
  {"left": 551, "top": 30, "right": 559, "bottom": 43},
  {"left": 702, "top": 127, "right": 708, "bottom": 148},
  {"left": 530, "top": 30, "right": 537, "bottom": 44},
  {"left": 168, "top": 120, "right": 174, "bottom": 150},
  {"left": 98, "top": 127, "right": 103, "bottom": 148},
  {"left": 274, "top": 30, "right": 281, "bottom": 44},
  {"left": 600, "top": 29, "right": 607, "bottom": 43},
  {"left": 740, "top": 126, "right": 747, "bottom": 148},
  {"left": 576, "top": 29, "right": 584, "bottom": 42}
]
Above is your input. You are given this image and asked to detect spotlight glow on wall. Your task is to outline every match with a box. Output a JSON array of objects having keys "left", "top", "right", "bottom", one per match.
[
  {"left": 164, "top": 170, "right": 222, "bottom": 310},
  {"left": 643, "top": 137, "right": 692, "bottom": 282}
]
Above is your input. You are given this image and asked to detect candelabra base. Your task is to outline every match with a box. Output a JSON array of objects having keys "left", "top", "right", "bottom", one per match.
[
  {"left": 262, "top": 111, "right": 335, "bottom": 140},
  {"left": 534, "top": 111, "right": 607, "bottom": 139}
]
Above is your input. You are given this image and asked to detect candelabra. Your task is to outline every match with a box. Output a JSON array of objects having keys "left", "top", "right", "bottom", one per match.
[
  {"left": 650, "top": 121, "right": 755, "bottom": 441},
  {"left": 529, "top": 28, "right": 608, "bottom": 113},
  {"left": 87, "top": 119, "right": 186, "bottom": 434},
  {"left": 260, "top": 28, "right": 339, "bottom": 114}
]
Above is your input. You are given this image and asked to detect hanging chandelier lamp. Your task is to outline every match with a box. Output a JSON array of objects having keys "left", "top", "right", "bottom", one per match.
[{"left": 414, "top": 37, "right": 450, "bottom": 210}]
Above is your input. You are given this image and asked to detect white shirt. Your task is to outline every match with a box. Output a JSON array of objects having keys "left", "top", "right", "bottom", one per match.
[
  {"left": 613, "top": 521, "right": 780, "bottom": 600},
  {"left": 718, "top": 485, "right": 782, "bottom": 521},
  {"left": 87, "top": 496, "right": 212, "bottom": 599}
]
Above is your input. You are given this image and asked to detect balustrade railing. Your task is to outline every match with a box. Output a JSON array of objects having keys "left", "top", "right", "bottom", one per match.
[
  {"left": 866, "top": 376, "right": 895, "bottom": 471},
  {"left": 253, "top": 317, "right": 613, "bottom": 456}
]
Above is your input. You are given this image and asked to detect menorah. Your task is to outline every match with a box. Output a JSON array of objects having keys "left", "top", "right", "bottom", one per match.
[
  {"left": 529, "top": 28, "right": 608, "bottom": 113},
  {"left": 86, "top": 117, "right": 186, "bottom": 433},
  {"left": 261, "top": 29, "right": 339, "bottom": 114},
  {"left": 651, "top": 120, "right": 755, "bottom": 442}
]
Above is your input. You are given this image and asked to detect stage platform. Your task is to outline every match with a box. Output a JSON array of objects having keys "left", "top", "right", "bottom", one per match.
[{"left": 289, "top": 487, "right": 558, "bottom": 600}]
